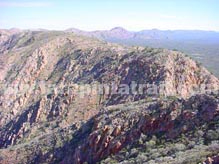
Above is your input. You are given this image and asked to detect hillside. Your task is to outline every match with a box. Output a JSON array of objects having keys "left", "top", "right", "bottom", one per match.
[
  {"left": 66, "top": 27, "right": 219, "bottom": 78},
  {"left": 0, "top": 30, "right": 219, "bottom": 164}
]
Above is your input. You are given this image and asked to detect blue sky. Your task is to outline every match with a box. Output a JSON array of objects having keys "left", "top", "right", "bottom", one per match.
[{"left": 0, "top": 0, "right": 218, "bottom": 31}]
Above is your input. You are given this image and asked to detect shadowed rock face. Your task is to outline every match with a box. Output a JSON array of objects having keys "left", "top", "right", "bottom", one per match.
[
  {"left": 0, "top": 30, "right": 219, "bottom": 164},
  {"left": 63, "top": 94, "right": 219, "bottom": 163}
]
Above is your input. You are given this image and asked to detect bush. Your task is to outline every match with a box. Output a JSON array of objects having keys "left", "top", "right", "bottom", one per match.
[{"left": 205, "top": 130, "right": 219, "bottom": 142}]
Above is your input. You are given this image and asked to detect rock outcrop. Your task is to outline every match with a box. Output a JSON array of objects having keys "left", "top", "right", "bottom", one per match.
[
  {"left": 0, "top": 30, "right": 218, "bottom": 164},
  {"left": 63, "top": 94, "right": 219, "bottom": 163}
]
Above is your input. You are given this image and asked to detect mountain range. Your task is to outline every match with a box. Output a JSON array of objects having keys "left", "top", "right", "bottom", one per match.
[
  {"left": 66, "top": 27, "right": 219, "bottom": 41},
  {"left": 66, "top": 27, "right": 219, "bottom": 77},
  {"left": 0, "top": 29, "right": 219, "bottom": 164}
]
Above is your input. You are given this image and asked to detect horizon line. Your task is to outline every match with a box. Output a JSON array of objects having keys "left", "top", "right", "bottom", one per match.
[{"left": 1, "top": 27, "right": 219, "bottom": 33}]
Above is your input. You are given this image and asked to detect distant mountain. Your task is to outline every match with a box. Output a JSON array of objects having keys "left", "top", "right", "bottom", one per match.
[
  {"left": 66, "top": 27, "right": 219, "bottom": 42},
  {"left": 66, "top": 27, "right": 135, "bottom": 40},
  {"left": 66, "top": 27, "right": 219, "bottom": 77}
]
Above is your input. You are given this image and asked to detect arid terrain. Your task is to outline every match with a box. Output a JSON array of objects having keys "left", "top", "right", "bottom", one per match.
[
  {"left": 67, "top": 27, "right": 219, "bottom": 78},
  {"left": 0, "top": 29, "right": 219, "bottom": 164}
]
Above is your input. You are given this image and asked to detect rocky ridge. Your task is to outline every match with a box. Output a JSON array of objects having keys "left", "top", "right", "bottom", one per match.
[{"left": 0, "top": 30, "right": 218, "bottom": 163}]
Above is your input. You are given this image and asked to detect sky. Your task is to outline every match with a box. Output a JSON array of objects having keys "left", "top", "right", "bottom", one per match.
[{"left": 0, "top": 0, "right": 219, "bottom": 31}]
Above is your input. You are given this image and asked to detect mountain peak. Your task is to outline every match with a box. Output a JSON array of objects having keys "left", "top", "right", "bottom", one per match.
[{"left": 110, "top": 27, "right": 127, "bottom": 32}]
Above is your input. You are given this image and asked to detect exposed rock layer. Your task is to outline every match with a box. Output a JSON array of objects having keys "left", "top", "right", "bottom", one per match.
[{"left": 0, "top": 30, "right": 219, "bottom": 164}]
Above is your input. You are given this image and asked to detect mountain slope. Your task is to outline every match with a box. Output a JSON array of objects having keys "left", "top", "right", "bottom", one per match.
[
  {"left": 0, "top": 30, "right": 219, "bottom": 164},
  {"left": 66, "top": 94, "right": 219, "bottom": 163},
  {"left": 66, "top": 27, "right": 219, "bottom": 78}
]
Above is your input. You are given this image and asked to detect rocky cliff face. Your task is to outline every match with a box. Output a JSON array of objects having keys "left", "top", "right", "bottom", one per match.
[
  {"left": 0, "top": 30, "right": 219, "bottom": 164},
  {"left": 66, "top": 94, "right": 219, "bottom": 163}
]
